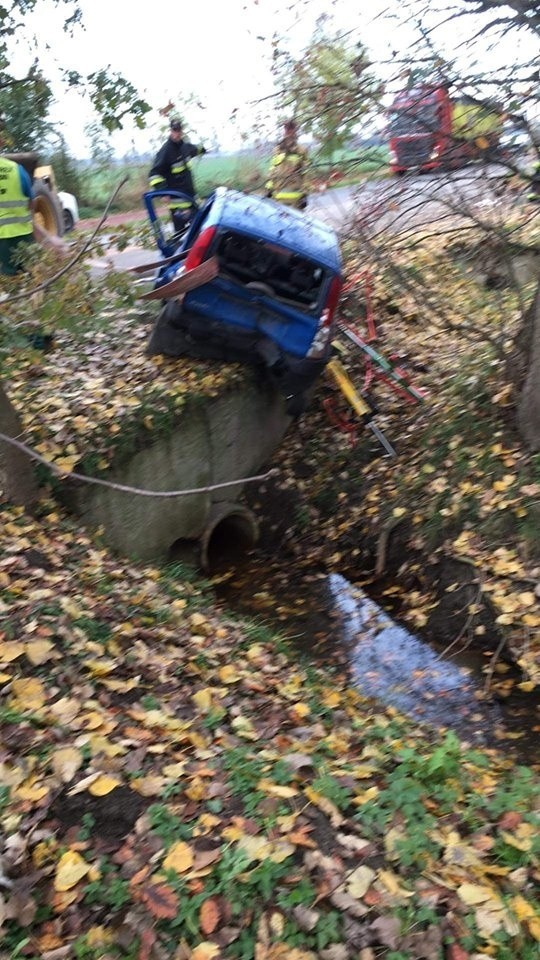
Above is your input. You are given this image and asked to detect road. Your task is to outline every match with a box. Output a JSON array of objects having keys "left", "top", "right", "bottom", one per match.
[
  {"left": 306, "top": 162, "right": 514, "bottom": 237},
  {"left": 84, "top": 164, "right": 517, "bottom": 274}
]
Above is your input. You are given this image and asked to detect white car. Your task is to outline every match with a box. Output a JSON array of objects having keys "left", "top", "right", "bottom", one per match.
[{"left": 58, "top": 190, "right": 79, "bottom": 232}]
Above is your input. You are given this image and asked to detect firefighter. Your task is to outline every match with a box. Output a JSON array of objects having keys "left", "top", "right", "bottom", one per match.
[
  {"left": 265, "top": 120, "right": 309, "bottom": 210},
  {"left": 0, "top": 153, "right": 34, "bottom": 276},
  {"left": 148, "top": 118, "right": 206, "bottom": 233}
]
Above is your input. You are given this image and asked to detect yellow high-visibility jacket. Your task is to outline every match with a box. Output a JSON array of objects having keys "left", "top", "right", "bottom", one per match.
[
  {"left": 266, "top": 142, "right": 308, "bottom": 205},
  {"left": 0, "top": 158, "right": 33, "bottom": 240}
]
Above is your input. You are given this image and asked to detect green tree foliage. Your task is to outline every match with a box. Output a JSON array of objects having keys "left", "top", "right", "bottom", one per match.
[
  {"left": 0, "top": 68, "right": 54, "bottom": 150},
  {"left": 275, "top": 22, "right": 382, "bottom": 160},
  {"left": 0, "top": 0, "right": 151, "bottom": 148},
  {"left": 48, "top": 136, "right": 82, "bottom": 197}
]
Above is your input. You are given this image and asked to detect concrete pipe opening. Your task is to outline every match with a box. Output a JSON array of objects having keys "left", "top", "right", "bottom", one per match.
[
  {"left": 201, "top": 503, "right": 258, "bottom": 572},
  {"left": 167, "top": 503, "right": 258, "bottom": 573}
]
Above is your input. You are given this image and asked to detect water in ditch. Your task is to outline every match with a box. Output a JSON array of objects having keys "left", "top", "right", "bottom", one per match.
[{"left": 213, "top": 564, "right": 539, "bottom": 765}]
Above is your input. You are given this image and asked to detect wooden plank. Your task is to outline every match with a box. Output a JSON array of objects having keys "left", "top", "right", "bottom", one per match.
[{"left": 138, "top": 256, "right": 219, "bottom": 301}]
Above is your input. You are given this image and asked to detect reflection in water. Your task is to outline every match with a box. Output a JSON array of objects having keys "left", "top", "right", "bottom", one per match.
[
  {"left": 327, "top": 573, "right": 500, "bottom": 740},
  {"left": 215, "top": 564, "right": 537, "bottom": 759}
]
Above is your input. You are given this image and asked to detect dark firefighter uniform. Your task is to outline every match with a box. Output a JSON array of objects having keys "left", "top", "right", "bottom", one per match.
[
  {"left": 149, "top": 125, "right": 206, "bottom": 232},
  {"left": 266, "top": 133, "right": 308, "bottom": 210},
  {"left": 0, "top": 156, "right": 33, "bottom": 275}
]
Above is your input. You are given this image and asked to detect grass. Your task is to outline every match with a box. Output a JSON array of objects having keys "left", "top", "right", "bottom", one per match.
[{"left": 76, "top": 145, "right": 390, "bottom": 217}]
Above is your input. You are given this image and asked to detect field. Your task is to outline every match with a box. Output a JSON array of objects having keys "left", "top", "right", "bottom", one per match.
[{"left": 77, "top": 145, "right": 389, "bottom": 218}]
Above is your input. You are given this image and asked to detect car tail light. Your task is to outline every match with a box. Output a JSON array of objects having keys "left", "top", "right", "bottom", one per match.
[
  {"left": 184, "top": 226, "right": 217, "bottom": 271},
  {"left": 307, "top": 275, "right": 343, "bottom": 359}
]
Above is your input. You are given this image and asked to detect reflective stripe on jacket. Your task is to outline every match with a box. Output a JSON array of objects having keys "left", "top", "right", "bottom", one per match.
[
  {"left": 266, "top": 146, "right": 307, "bottom": 201},
  {"left": 149, "top": 138, "right": 203, "bottom": 202},
  {"left": 0, "top": 159, "right": 33, "bottom": 239}
]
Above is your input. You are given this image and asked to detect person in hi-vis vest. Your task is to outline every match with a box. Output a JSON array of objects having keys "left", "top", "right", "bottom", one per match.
[{"left": 0, "top": 153, "right": 34, "bottom": 276}]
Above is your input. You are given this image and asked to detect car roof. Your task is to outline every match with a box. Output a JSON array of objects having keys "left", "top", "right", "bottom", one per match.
[{"left": 206, "top": 188, "right": 342, "bottom": 272}]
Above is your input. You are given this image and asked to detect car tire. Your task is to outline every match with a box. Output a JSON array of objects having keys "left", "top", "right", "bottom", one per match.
[{"left": 63, "top": 209, "right": 75, "bottom": 232}]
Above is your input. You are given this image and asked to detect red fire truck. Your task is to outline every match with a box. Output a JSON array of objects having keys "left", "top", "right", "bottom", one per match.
[{"left": 388, "top": 85, "right": 502, "bottom": 174}]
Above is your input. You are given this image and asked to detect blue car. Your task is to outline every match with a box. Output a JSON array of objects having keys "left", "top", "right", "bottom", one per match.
[{"left": 145, "top": 187, "right": 343, "bottom": 415}]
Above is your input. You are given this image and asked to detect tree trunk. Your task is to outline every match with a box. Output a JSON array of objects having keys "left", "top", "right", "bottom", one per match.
[
  {"left": 516, "top": 282, "right": 540, "bottom": 451},
  {"left": 0, "top": 380, "right": 38, "bottom": 507}
]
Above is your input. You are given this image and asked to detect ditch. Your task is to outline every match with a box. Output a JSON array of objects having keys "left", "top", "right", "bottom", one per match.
[{"left": 213, "top": 557, "right": 540, "bottom": 766}]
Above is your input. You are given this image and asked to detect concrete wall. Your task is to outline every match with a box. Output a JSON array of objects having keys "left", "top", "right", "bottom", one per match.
[{"left": 69, "top": 378, "right": 290, "bottom": 562}]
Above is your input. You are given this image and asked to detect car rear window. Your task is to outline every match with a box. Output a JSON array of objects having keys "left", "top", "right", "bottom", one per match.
[{"left": 213, "top": 230, "right": 325, "bottom": 310}]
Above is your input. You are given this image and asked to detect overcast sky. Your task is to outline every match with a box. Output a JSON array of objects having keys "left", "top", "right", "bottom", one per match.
[
  {"left": 11, "top": 0, "right": 539, "bottom": 158},
  {"left": 15, "top": 0, "right": 398, "bottom": 157}
]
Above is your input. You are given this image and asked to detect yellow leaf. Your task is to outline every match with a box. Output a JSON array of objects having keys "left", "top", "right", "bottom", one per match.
[
  {"left": 457, "top": 883, "right": 497, "bottom": 905},
  {"left": 353, "top": 785, "right": 379, "bottom": 805},
  {"left": 191, "top": 945, "right": 220, "bottom": 960},
  {"left": 222, "top": 825, "right": 243, "bottom": 842},
  {"left": 392, "top": 507, "right": 406, "bottom": 517},
  {"left": 258, "top": 779, "right": 299, "bottom": 799},
  {"left": 16, "top": 779, "right": 49, "bottom": 802},
  {"left": 291, "top": 702, "right": 310, "bottom": 718},
  {"left": 499, "top": 829, "right": 532, "bottom": 852},
  {"left": 54, "top": 850, "right": 90, "bottom": 891},
  {"left": 527, "top": 916, "right": 540, "bottom": 941},
  {"left": 192, "top": 688, "right": 213, "bottom": 712},
  {"left": 237, "top": 834, "right": 272, "bottom": 862},
  {"left": 25, "top": 639, "right": 54, "bottom": 665},
  {"left": 219, "top": 664, "right": 239, "bottom": 684},
  {"left": 54, "top": 456, "right": 79, "bottom": 473},
  {"left": 322, "top": 690, "right": 341, "bottom": 708},
  {"left": 0, "top": 641, "right": 25, "bottom": 662},
  {"left": 378, "top": 869, "right": 414, "bottom": 899},
  {"left": 269, "top": 912, "right": 285, "bottom": 937},
  {"left": 84, "top": 658, "right": 117, "bottom": 677},
  {"left": 131, "top": 775, "right": 167, "bottom": 797},
  {"left": 305, "top": 787, "right": 343, "bottom": 826},
  {"left": 88, "top": 775, "right": 121, "bottom": 796},
  {"left": 10, "top": 677, "right": 45, "bottom": 709},
  {"left": 86, "top": 927, "right": 113, "bottom": 947},
  {"left": 510, "top": 895, "right": 537, "bottom": 922},
  {"left": 82, "top": 712, "right": 106, "bottom": 730},
  {"left": 347, "top": 865, "right": 375, "bottom": 899},
  {"left": 230, "top": 715, "right": 257, "bottom": 740},
  {"left": 517, "top": 681, "right": 536, "bottom": 692},
  {"left": 269, "top": 840, "right": 295, "bottom": 863},
  {"left": 162, "top": 841, "right": 193, "bottom": 873},
  {"left": 52, "top": 747, "right": 83, "bottom": 784}
]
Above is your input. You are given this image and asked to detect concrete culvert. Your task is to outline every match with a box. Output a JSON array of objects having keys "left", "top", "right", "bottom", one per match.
[
  {"left": 167, "top": 504, "right": 259, "bottom": 572},
  {"left": 201, "top": 503, "right": 259, "bottom": 572}
]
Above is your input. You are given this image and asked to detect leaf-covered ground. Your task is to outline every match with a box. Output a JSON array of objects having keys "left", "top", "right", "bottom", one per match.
[
  {"left": 3, "top": 312, "right": 245, "bottom": 476},
  {"left": 233, "top": 230, "right": 540, "bottom": 690},
  {"left": 0, "top": 501, "right": 539, "bottom": 960}
]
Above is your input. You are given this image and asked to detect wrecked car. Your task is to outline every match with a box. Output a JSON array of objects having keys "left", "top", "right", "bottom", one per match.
[{"left": 144, "top": 187, "right": 343, "bottom": 415}]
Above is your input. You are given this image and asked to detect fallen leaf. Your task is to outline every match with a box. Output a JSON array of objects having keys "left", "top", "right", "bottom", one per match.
[
  {"left": 200, "top": 898, "right": 221, "bottom": 935},
  {"left": 162, "top": 841, "right": 193, "bottom": 874},
  {"left": 292, "top": 904, "right": 320, "bottom": 931},
  {"left": 54, "top": 851, "right": 90, "bottom": 891},
  {"left": 52, "top": 747, "right": 83, "bottom": 784},
  {"left": 140, "top": 882, "right": 178, "bottom": 919},
  {"left": 191, "top": 944, "right": 220, "bottom": 960},
  {"left": 88, "top": 774, "right": 121, "bottom": 796},
  {"left": 457, "top": 883, "right": 497, "bottom": 906},
  {"left": 347, "top": 865, "right": 375, "bottom": 899},
  {"left": 25, "top": 638, "right": 54, "bottom": 665}
]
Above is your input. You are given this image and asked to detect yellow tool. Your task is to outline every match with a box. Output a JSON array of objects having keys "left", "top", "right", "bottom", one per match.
[{"left": 325, "top": 359, "right": 397, "bottom": 457}]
